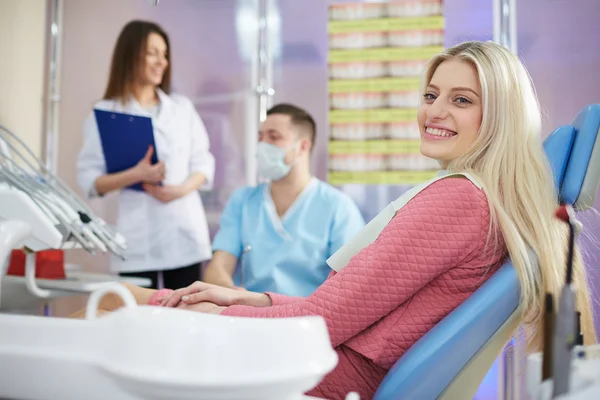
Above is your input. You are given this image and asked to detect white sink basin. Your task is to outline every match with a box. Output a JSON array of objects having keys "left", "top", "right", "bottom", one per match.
[{"left": 0, "top": 304, "right": 338, "bottom": 399}]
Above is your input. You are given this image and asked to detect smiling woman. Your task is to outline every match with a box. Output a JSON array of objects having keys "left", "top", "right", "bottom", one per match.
[
  {"left": 76, "top": 20, "right": 216, "bottom": 290},
  {"left": 418, "top": 59, "right": 483, "bottom": 167}
]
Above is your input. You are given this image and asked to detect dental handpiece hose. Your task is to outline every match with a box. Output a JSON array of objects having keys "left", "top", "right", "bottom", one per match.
[{"left": 552, "top": 204, "right": 577, "bottom": 397}]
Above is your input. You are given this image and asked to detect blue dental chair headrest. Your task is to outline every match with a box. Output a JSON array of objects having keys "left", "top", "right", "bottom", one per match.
[
  {"left": 544, "top": 104, "right": 600, "bottom": 211},
  {"left": 373, "top": 104, "right": 600, "bottom": 400}
]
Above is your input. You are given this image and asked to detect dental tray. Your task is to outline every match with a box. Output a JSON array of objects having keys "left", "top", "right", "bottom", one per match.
[
  {"left": 0, "top": 286, "right": 338, "bottom": 400},
  {"left": 2, "top": 270, "right": 151, "bottom": 292}
]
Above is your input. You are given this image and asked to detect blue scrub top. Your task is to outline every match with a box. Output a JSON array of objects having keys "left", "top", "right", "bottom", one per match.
[{"left": 211, "top": 178, "right": 365, "bottom": 297}]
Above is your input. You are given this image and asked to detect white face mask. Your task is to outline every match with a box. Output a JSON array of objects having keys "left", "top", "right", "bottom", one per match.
[{"left": 256, "top": 141, "right": 297, "bottom": 181}]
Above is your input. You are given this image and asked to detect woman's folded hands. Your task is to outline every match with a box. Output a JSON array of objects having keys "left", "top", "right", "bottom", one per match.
[{"left": 158, "top": 280, "right": 272, "bottom": 313}]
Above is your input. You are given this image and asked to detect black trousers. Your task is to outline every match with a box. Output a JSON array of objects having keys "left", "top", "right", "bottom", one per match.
[{"left": 119, "top": 262, "right": 202, "bottom": 290}]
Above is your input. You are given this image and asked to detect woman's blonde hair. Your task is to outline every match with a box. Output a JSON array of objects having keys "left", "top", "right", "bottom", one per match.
[{"left": 422, "top": 41, "right": 596, "bottom": 349}]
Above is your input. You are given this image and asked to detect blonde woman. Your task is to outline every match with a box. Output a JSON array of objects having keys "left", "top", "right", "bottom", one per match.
[{"left": 81, "top": 41, "right": 596, "bottom": 400}]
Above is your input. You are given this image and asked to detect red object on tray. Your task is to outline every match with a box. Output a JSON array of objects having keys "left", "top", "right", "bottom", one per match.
[{"left": 6, "top": 249, "right": 66, "bottom": 280}]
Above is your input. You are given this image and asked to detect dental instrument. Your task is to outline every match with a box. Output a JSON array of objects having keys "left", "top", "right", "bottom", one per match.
[
  {"left": 0, "top": 124, "right": 128, "bottom": 311},
  {"left": 552, "top": 203, "right": 578, "bottom": 396}
]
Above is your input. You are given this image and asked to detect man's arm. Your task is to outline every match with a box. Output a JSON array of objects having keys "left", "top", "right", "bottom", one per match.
[
  {"left": 205, "top": 187, "right": 249, "bottom": 287},
  {"left": 203, "top": 251, "right": 238, "bottom": 288}
]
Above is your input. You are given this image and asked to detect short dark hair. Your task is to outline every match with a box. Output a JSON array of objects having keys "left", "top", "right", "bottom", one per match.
[
  {"left": 267, "top": 103, "right": 316, "bottom": 150},
  {"left": 103, "top": 20, "right": 171, "bottom": 100}
]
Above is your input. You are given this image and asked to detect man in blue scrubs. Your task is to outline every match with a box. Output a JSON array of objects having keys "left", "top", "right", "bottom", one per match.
[{"left": 203, "top": 103, "right": 365, "bottom": 297}]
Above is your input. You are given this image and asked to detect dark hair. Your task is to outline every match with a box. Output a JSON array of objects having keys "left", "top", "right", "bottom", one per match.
[
  {"left": 266, "top": 103, "right": 316, "bottom": 151},
  {"left": 103, "top": 20, "right": 171, "bottom": 100}
]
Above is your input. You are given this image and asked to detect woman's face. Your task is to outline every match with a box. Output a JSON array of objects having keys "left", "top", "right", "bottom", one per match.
[
  {"left": 417, "top": 59, "right": 483, "bottom": 168},
  {"left": 140, "top": 32, "right": 168, "bottom": 87}
]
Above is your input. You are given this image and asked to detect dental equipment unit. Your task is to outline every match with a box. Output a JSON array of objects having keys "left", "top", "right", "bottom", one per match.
[
  {"left": 0, "top": 125, "right": 126, "bottom": 255},
  {"left": 0, "top": 124, "right": 131, "bottom": 308}
]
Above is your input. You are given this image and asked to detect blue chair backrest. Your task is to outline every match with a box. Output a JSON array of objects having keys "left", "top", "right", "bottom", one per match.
[
  {"left": 373, "top": 104, "right": 600, "bottom": 400},
  {"left": 544, "top": 104, "right": 600, "bottom": 210}
]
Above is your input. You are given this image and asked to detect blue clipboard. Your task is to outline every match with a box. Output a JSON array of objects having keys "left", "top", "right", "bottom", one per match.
[{"left": 94, "top": 109, "right": 159, "bottom": 191}]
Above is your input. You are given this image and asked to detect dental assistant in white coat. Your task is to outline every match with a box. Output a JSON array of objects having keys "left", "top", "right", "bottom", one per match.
[{"left": 77, "top": 20, "right": 215, "bottom": 290}]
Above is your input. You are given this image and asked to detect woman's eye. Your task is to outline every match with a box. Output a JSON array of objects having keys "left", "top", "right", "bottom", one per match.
[
  {"left": 423, "top": 93, "right": 436, "bottom": 101},
  {"left": 455, "top": 96, "right": 472, "bottom": 104}
]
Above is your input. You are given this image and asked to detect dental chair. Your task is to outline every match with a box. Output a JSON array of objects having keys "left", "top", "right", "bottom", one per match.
[{"left": 373, "top": 104, "right": 600, "bottom": 400}]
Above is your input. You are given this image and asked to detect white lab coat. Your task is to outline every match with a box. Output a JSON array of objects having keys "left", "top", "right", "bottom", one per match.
[{"left": 77, "top": 89, "right": 215, "bottom": 273}]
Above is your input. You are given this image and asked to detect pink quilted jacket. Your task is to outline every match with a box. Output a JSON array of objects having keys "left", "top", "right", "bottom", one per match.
[{"left": 150, "top": 178, "right": 506, "bottom": 400}]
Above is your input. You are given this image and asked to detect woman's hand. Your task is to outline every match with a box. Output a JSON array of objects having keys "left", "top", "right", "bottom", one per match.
[
  {"left": 143, "top": 183, "right": 187, "bottom": 203},
  {"left": 134, "top": 145, "right": 165, "bottom": 184},
  {"left": 142, "top": 170, "right": 206, "bottom": 203},
  {"left": 176, "top": 301, "right": 225, "bottom": 315},
  {"left": 160, "top": 281, "right": 271, "bottom": 308}
]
